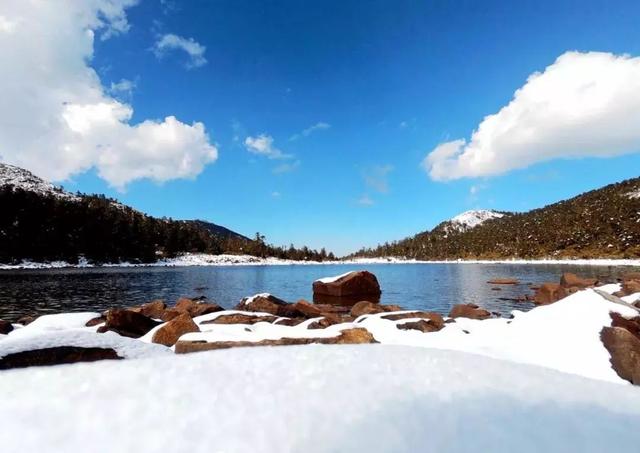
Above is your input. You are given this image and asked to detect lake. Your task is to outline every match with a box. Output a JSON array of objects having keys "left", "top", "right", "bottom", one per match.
[{"left": 0, "top": 263, "right": 635, "bottom": 321}]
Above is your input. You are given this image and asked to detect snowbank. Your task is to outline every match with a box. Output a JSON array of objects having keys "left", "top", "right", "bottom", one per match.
[{"left": 1, "top": 345, "right": 640, "bottom": 453}]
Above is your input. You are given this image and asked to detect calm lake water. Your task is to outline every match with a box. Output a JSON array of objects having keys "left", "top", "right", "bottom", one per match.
[{"left": 0, "top": 263, "right": 636, "bottom": 321}]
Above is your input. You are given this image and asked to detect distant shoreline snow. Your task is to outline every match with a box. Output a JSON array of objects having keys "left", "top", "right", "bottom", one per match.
[{"left": 0, "top": 253, "right": 639, "bottom": 270}]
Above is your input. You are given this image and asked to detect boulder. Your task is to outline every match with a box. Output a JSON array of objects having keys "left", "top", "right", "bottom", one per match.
[
  {"left": 382, "top": 311, "right": 445, "bottom": 329},
  {"left": 312, "top": 271, "right": 381, "bottom": 299},
  {"left": 600, "top": 326, "right": 640, "bottom": 385},
  {"left": 448, "top": 304, "right": 491, "bottom": 320},
  {"left": 0, "top": 319, "right": 13, "bottom": 335},
  {"left": 98, "top": 309, "right": 161, "bottom": 338},
  {"left": 396, "top": 320, "right": 442, "bottom": 333},
  {"left": 0, "top": 346, "right": 121, "bottom": 370},
  {"left": 487, "top": 278, "right": 519, "bottom": 285},
  {"left": 139, "top": 300, "right": 167, "bottom": 319},
  {"left": 560, "top": 272, "right": 597, "bottom": 289},
  {"left": 85, "top": 316, "right": 106, "bottom": 327},
  {"left": 307, "top": 314, "right": 343, "bottom": 329},
  {"left": 234, "top": 294, "right": 290, "bottom": 316},
  {"left": 350, "top": 301, "right": 385, "bottom": 317},
  {"left": 201, "top": 314, "right": 279, "bottom": 325},
  {"left": 534, "top": 283, "right": 567, "bottom": 305},
  {"left": 610, "top": 312, "right": 640, "bottom": 341},
  {"left": 622, "top": 272, "right": 640, "bottom": 282},
  {"left": 622, "top": 280, "right": 640, "bottom": 296},
  {"left": 152, "top": 313, "right": 200, "bottom": 347},
  {"left": 290, "top": 300, "right": 324, "bottom": 318},
  {"left": 175, "top": 327, "right": 376, "bottom": 354},
  {"left": 175, "top": 298, "right": 223, "bottom": 318},
  {"left": 16, "top": 315, "right": 36, "bottom": 326},
  {"left": 160, "top": 308, "right": 183, "bottom": 322}
]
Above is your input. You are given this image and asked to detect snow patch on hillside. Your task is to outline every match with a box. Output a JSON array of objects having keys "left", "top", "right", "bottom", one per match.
[
  {"left": 0, "top": 163, "right": 79, "bottom": 201},
  {"left": 627, "top": 187, "right": 640, "bottom": 199},
  {"left": 447, "top": 209, "right": 505, "bottom": 232}
]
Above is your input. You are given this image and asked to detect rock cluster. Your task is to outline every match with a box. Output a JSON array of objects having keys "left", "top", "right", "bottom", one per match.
[{"left": 534, "top": 273, "right": 600, "bottom": 305}]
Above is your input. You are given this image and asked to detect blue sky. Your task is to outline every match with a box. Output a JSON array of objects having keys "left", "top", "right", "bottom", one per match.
[{"left": 3, "top": 1, "right": 640, "bottom": 255}]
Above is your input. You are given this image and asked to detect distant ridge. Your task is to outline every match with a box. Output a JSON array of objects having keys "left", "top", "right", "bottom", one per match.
[{"left": 351, "top": 177, "right": 640, "bottom": 260}]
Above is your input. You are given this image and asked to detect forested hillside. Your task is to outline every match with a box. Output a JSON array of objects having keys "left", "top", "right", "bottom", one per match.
[{"left": 351, "top": 177, "right": 640, "bottom": 260}]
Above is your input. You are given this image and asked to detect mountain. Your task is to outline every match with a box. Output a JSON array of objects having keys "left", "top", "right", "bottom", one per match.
[
  {"left": 439, "top": 210, "right": 508, "bottom": 234},
  {"left": 183, "top": 220, "right": 250, "bottom": 242},
  {"left": 351, "top": 177, "right": 640, "bottom": 260},
  {"left": 0, "top": 163, "right": 79, "bottom": 201},
  {"left": 0, "top": 163, "right": 329, "bottom": 264}
]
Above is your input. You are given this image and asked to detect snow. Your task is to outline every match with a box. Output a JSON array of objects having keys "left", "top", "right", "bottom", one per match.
[
  {"left": 3, "top": 253, "right": 639, "bottom": 269},
  {"left": 446, "top": 209, "right": 505, "bottom": 232},
  {"left": 2, "top": 345, "right": 640, "bottom": 452},
  {"left": 315, "top": 271, "right": 355, "bottom": 283},
  {"left": 0, "top": 312, "right": 170, "bottom": 359},
  {"left": 0, "top": 163, "right": 79, "bottom": 201},
  {"left": 626, "top": 187, "right": 640, "bottom": 199}
]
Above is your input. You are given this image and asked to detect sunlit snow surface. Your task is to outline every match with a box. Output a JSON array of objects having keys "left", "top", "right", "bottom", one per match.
[
  {"left": 447, "top": 209, "right": 505, "bottom": 231},
  {"left": 2, "top": 345, "right": 640, "bottom": 453},
  {"left": 0, "top": 162, "right": 79, "bottom": 201}
]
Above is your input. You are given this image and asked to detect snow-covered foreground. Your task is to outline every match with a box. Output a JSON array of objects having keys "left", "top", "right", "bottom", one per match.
[
  {"left": 1, "top": 252, "right": 640, "bottom": 269},
  {"left": 1, "top": 345, "right": 640, "bottom": 453}
]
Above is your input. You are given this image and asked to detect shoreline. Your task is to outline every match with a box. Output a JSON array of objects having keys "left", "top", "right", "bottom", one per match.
[{"left": 1, "top": 253, "right": 639, "bottom": 270}]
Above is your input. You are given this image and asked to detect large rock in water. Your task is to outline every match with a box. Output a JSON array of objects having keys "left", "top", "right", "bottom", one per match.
[
  {"left": 0, "top": 346, "right": 121, "bottom": 370},
  {"left": 152, "top": 313, "right": 200, "bottom": 347},
  {"left": 560, "top": 272, "right": 597, "bottom": 289},
  {"left": 534, "top": 283, "right": 568, "bottom": 305},
  {"left": 448, "top": 304, "right": 491, "bottom": 320},
  {"left": 312, "top": 271, "right": 381, "bottom": 300}
]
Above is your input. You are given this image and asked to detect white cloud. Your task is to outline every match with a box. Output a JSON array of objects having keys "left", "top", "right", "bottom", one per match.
[
  {"left": 0, "top": 0, "right": 217, "bottom": 190},
  {"left": 357, "top": 195, "right": 374, "bottom": 206},
  {"left": 364, "top": 164, "right": 393, "bottom": 193},
  {"left": 423, "top": 51, "right": 640, "bottom": 181},
  {"left": 244, "top": 135, "right": 291, "bottom": 160},
  {"left": 153, "top": 33, "right": 207, "bottom": 69},
  {"left": 289, "top": 122, "right": 330, "bottom": 141},
  {"left": 109, "top": 78, "right": 137, "bottom": 99}
]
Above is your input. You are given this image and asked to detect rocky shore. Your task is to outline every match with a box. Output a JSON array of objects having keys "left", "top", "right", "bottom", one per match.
[{"left": 1, "top": 270, "right": 640, "bottom": 385}]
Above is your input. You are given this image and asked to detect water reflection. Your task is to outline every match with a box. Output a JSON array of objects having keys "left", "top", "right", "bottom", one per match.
[{"left": 0, "top": 263, "right": 634, "bottom": 321}]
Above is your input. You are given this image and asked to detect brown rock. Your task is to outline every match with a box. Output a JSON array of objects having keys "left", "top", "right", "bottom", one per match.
[
  {"left": 600, "top": 326, "right": 640, "bottom": 385},
  {"left": 350, "top": 301, "right": 385, "bottom": 317},
  {"left": 152, "top": 313, "right": 200, "bottom": 347},
  {"left": 201, "top": 313, "right": 279, "bottom": 325},
  {"left": 560, "top": 272, "right": 597, "bottom": 289},
  {"left": 0, "top": 346, "right": 121, "bottom": 370},
  {"left": 175, "top": 327, "right": 376, "bottom": 354},
  {"left": 312, "top": 271, "right": 381, "bottom": 299},
  {"left": 396, "top": 320, "right": 442, "bottom": 333},
  {"left": 175, "top": 298, "right": 223, "bottom": 318},
  {"left": 290, "top": 300, "right": 324, "bottom": 318},
  {"left": 234, "top": 294, "right": 290, "bottom": 316},
  {"left": 622, "top": 280, "right": 640, "bottom": 296},
  {"left": 382, "top": 311, "right": 445, "bottom": 329},
  {"left": 610, "top": 312, "right": 640, "bottom": 341},
  {"left": 448, "top": 304, "right": 491, "bottom": 320},
  {"left": 487, "top": 278, "right": 519, "bottom": 285},
  {"left": 139, "top": 300, "right": 167, "bottom": 319},
  {"left": 160, "top": 309, "right": 182, "bottom": 322},
  {"left": 273, "top": 318, "right": 308, "bottom": 326},
  {"left": 534, "top": 283, "right": 568, "bottom": 305},
  {"left": 622, "top": 272, "right": 640, "bottom": 282},
  {"left": 85, "top": 316, "right": 106, "bottom": 327},
  {"left": 307, "top": 314, "right": 343, "bottom": 329},
  {"left": 16, "top": 315, "right": 36, "bottom": 326},
  {"left": 98, "top": 309, "right": 161, "bottom": 338},
  {"left": 0, "top": 319, "right": 13, "bottom": 335}
]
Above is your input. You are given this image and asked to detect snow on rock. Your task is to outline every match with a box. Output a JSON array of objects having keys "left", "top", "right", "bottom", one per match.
[
  {"left": 315, "top": 271, "right": 355, "bottom": 284},
  {"left": 0, "top": 313, "right": 170, "bottom": 360},
  {"left": 626, "top": 187, "right": 640, "bottom": 199},
  {"left": 446, "top": 209, "right": 505, "bottom": 232},
  {"left": 0, "top": 163, "right": 79, "bottom": 201},
  {"left": 357, "top": 288, "right": 637, "bottom": 383},
  {"left": 1, "top": 345, "right": 640, "bottom": 452}
]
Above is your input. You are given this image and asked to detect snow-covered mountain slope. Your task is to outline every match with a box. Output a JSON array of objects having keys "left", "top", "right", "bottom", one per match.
[
  {"left": 0, "top": 163, "right": 79, "bottom": 201},
  {"left": 445, "top": 209, "right": 505, "bottom": 233}
]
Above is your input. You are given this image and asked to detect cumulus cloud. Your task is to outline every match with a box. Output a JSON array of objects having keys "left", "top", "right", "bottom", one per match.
[
  {"left": 423, "top": 51, "right": 640, "bottom": 181},
  {"left": 0, "top": 0, "right": 218, "bottom": 190},
  {"left": 153, "top": 33, "right": 207, "bottom": 69},
  {"left": 289, "top": 122, "right": 331, "bottom": 141},
  {"left": 244, "top": 135, "right": 291, "bottom": 160},
  {"left": 109, "top": 78, "right": 137, "bottom": 99}
]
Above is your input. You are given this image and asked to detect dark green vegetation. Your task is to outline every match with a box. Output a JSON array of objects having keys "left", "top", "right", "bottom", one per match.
[
  {"left": 351, "top": 177, "right": 640, "bottom": 260},
  {"left": 0, "top": 187, "right": 334, "bottom": 264}
]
